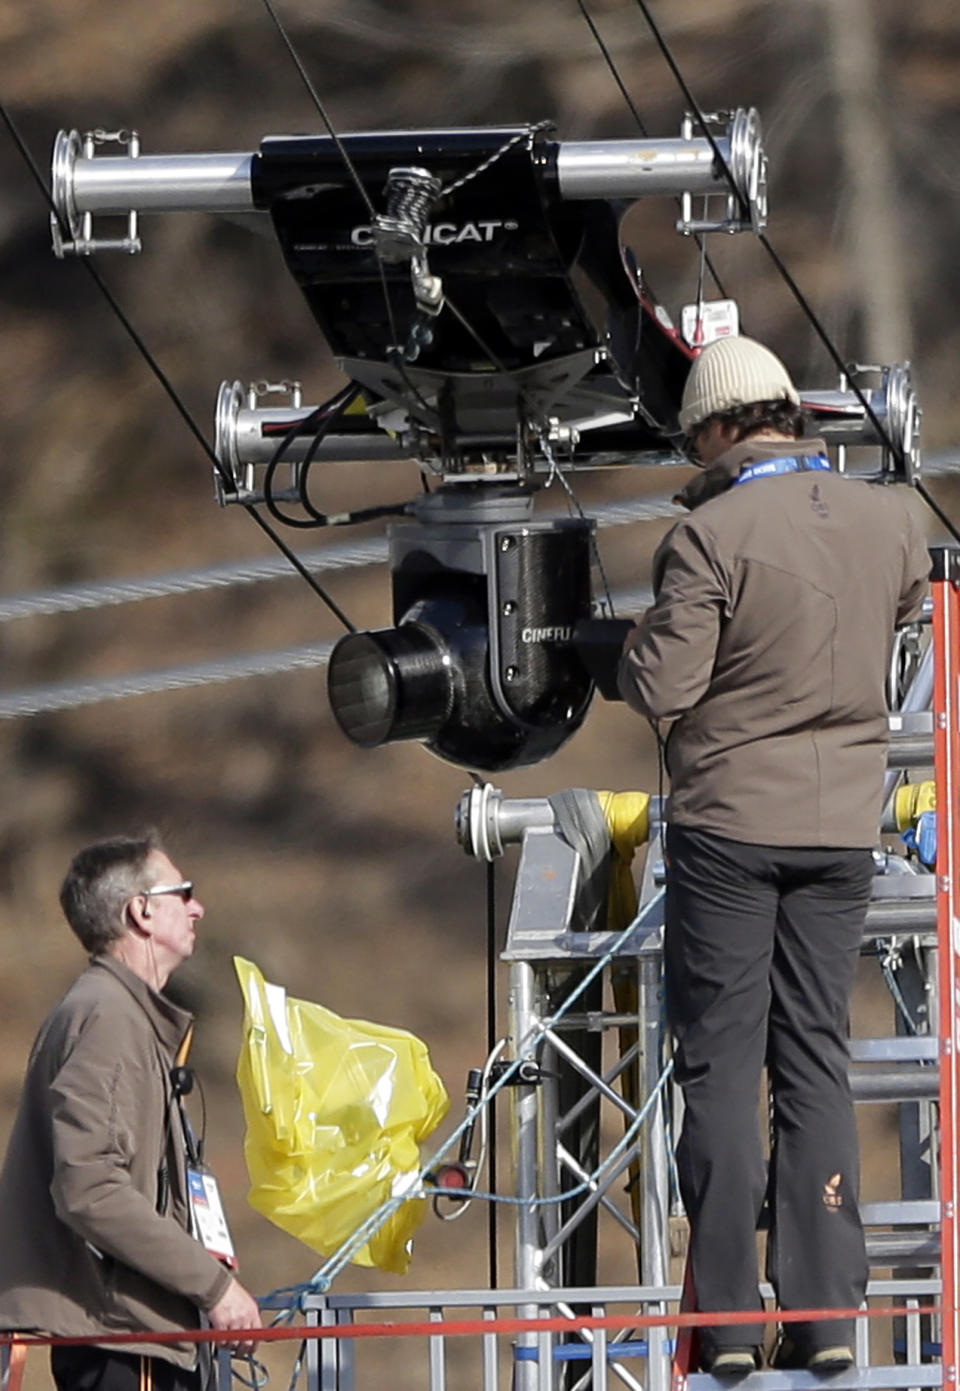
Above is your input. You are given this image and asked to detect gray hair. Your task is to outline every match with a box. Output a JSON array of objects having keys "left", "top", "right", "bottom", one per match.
[{"left": 59, "top": 831, "right": 164, "bottom": 954}]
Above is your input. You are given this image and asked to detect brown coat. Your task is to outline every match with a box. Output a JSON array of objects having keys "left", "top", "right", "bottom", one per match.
[
  {"left": 618, "top": 438, "right": 930, "bottom": 847},
  {"left": 0, "top": 955, "right": 232, "bottom": 1369}
]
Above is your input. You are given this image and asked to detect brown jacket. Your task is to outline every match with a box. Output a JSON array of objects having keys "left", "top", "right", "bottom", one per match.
[
  {"left": 618, "top": 438, "right": 930, "bottom": 846},
  {"left": 0, "top": 955, "right": 232, "bottom": 1369}
]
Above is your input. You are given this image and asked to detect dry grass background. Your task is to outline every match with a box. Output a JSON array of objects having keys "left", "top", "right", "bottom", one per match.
[{"left": 0, "top": 0, "right": 958, "bottom": 1384}]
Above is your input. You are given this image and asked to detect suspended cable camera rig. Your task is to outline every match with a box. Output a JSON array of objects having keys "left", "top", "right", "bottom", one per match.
[
  {"left": 49, "top": 114, "right": 923, "bottom": 774},
  {"left": 36, "top": 89, "right": 960, "bottom": 1391}
]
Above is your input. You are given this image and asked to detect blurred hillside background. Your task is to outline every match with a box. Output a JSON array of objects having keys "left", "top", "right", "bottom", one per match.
[{"left": 1, "top": 0, "right": 959, "bottom": 1384}]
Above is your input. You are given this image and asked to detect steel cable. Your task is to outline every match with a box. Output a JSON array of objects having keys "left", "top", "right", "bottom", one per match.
[
  {"left": 0, "top": 582, "right": 660, "bottom": 721},
  {"left": 0, "top": 496, "right": 679, "bottom": 625}
]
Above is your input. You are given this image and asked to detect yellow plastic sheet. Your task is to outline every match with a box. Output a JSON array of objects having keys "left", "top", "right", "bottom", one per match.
[{"left": 234, "top": 956, "right": 449, "bottom": 1274}]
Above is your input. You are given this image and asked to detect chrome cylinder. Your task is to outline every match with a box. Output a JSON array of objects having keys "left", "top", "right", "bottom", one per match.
[
  {"left": 556, "top": 136, "right": 724, "bottom": 200},
  {"left": 54, "top": 131, "right": 255, "bottom": 218},
  {"left": 73, "top": 153, "right": 255, "bottom": 212},
  {"left": 60, "top": 134, "right": 739, "bottom": 216}
]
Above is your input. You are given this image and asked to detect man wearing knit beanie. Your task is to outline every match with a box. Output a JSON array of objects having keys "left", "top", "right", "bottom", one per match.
[{"left": 618, "top": 336, "right": 930, "bottom": 1375}]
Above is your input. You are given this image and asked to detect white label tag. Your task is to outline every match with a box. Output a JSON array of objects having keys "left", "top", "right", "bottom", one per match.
[
  {"left": 187, "top": 1167, "right": 238, "bottom": 1268},
  {"left": 680, "top": 299, "right": 740, "bottom": 348}
]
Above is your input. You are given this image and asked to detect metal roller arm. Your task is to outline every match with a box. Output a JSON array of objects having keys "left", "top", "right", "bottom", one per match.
[{"left": 50, "top": 110, "right": 767, "bottom": 257}]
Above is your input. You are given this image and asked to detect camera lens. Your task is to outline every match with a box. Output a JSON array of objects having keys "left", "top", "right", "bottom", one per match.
[{"left": 327, "top": 624, "right": 454, "bottom": 747}]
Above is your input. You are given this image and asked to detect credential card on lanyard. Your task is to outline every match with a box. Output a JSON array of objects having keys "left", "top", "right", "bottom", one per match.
[{"left": 187, "top": 1167, "right": 238, "bottom": 1268}]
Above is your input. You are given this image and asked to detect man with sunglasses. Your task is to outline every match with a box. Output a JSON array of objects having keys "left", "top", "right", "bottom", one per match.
[
  {"left": 618, "top": 336, "right": 930, "bottom": 1376},
  {"left": 0, "top": 831, "right": 261, "bottom": 1390}
]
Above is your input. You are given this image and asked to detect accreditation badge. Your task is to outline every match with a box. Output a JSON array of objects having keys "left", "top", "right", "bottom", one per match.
[{"left": 187, "top": 1166, "right": 238, "bottom": 1268}]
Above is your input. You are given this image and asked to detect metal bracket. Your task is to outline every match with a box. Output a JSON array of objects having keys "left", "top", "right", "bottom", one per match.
[{"left": 489, "top": 1059, "right": 544, "bottom": 1086}]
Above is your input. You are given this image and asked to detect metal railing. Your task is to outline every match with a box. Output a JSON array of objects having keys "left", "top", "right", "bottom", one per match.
[{"left": 206, "top": 1279, "right": 944, "bottom": 1391}]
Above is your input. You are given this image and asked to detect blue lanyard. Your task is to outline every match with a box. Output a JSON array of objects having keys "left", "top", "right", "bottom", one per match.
[{"left": 733, "top": 454, "right": 831, "bottom": 486}]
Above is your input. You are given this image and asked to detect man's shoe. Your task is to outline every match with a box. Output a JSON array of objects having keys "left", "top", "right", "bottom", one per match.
[
  {"left": 807, "top": 1346, "right": 855, "bottom": 1374},
  {"left": 703, "top": 1348, "right": 759, "bottom": 1378},
  {"left": 772, "top": 1336, "right": 854, "bottom": 1374}
]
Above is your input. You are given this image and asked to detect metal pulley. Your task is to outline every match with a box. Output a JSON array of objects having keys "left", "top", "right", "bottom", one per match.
[
  {"left": 51, "top": 128, "right": 143, "bottom": 257},
  {"left": 801, "top": 362, "right": 922, "bottom": 482},
  {"left": 676, "top": 108, "right": 768, "bottom": 236}
]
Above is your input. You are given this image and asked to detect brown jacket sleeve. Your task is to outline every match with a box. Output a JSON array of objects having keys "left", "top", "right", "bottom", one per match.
[
  {"left": 48, "top": 1007, "right": 232, "bottom": 1312},
  {"left": 617, "top": 520, "right": 726, "bottom": 721}
]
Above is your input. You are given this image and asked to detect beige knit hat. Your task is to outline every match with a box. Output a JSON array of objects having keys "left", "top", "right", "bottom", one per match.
[{"left": 678, "top": 335, "right": 800, "bottom": 434}]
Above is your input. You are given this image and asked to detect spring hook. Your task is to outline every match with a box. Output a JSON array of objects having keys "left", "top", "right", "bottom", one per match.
[{"left": 373, "top": 167, "right": 442, "bottom": 263}]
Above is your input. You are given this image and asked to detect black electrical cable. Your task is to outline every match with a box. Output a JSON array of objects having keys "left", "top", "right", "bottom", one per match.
[
  {"left": 627, "top": 0, "right": 960, "bottom": 543},
  {"left": 626, "top": 7, "right": 888, "bottom": 431},
  {"left": 0, "top": 101, "right": 359, "bottom": 635},
  {"left": 294, "top": 388, "right": 362, "bottom": 523},
  {"left": 297, "top": 388, "right": 410, "bottom": 527},
  {"left": 263, "top": 390, "right": 351, "bottom": 529},
  {"left": 258, "top": 0, "right": 375, "bottom": 219},
  {"left": 259, "top": 384, "right": 410, "bottom": 529},
  {"left": 257, "top": 0, "right": 445, "bottom": 433},
  {"left": 466, "top": 768, "right": 499, "bottom": 1287},
  {"left": 574, "top": 0, "right": 730, "bottom": 303}
]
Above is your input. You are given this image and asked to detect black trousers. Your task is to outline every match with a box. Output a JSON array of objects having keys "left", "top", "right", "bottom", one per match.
[
  {"left": 664, "top": 825, "right": 872, "bottom": 1359},
  {"left": 51, "top": 1347, "right": 204, "bottom": 1391}
]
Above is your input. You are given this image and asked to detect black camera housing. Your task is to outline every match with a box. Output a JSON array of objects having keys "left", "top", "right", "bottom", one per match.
[{"left": 327, "top": 487, "right": 600, "bottom": 771}]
